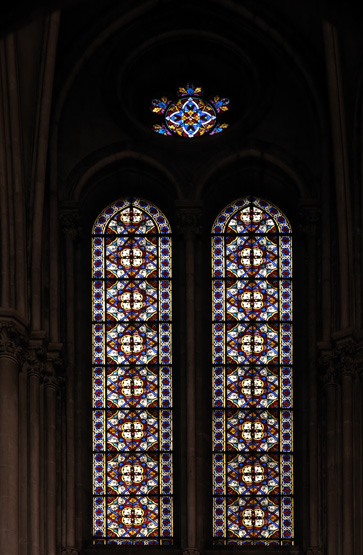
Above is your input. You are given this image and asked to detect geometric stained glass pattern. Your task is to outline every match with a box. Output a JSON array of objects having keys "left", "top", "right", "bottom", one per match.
[
  {"left": 92, "top": 197, "right": 173, "bottom": 545},
  {"left": 151, "top": 83, "right": 229, "bottom": 138},
  {"left": 212, "top": 196, "right": 293, "bottom": 546}
]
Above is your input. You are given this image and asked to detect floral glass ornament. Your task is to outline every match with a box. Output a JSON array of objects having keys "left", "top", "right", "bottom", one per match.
[{"left": 151, "top": 84, "right": 229, "bottom": 138}]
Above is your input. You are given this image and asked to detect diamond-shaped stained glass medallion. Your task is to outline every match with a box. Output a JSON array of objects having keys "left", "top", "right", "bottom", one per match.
[{"left": 151, "top": 84, "right": 229, "bottom": 138}]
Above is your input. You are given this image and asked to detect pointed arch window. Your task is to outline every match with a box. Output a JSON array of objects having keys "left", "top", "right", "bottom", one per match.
[
  {"left": 212, "top": 196, "right": 293, "bottom": 546},
  {"left": 92, "top": 197, "right": 173, "bottom": 545}
]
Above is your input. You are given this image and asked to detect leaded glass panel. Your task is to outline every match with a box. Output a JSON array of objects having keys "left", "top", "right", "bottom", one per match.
[
  {"left": 212, "top": 196, "right": 293, "bottom": 546},
  {"left": 92, "top": 197, "right": 173, "bottom": 545}
]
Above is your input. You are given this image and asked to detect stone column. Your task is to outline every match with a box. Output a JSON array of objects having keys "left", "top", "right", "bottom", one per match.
[
  {"left": 323, "top": 20, "right": 354, "bottom": 330},
  {"left": 335, "top": 340, "right": 356, "bottom": 555},
  {"left": 177, "top": 205, "right": 202, "bottom": 553},
  {"left": 44, "top": 355, "right": 61, "bottom": 555},
  {"left": 18, "top": 349, "right": 28, "bottom": 553},
  {"left": 60, "top": 210, "right": 80, "bottom": 555},
  {"left": 30, "top": 11, "right": 60, "bottom": 332},
  {"left": 302, "top": 206, "right": 322, "bottom": 553},
  {"left": 73, "top": 222, "right": 87, "bottom": 549},
  {"left": 320, "top": 354, "right": 339, "bottom": 555},
  {"left": 59, "top": 376, "right": 67, "bottom": 549},
  {"left": 26, "top": 345, "right": 46, "bottom": 555},
  {"left": 354, "top": 350, "right": 363, "bottom": 554},
  {"left": 0, "top": 322, "right": 26, "bottom": 555}
]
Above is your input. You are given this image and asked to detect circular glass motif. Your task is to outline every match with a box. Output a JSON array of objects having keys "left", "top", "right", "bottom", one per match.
[
  {"left": 165, "top": 96, "right": 216, "bottom": 138},
  {"left": 151, "top": 83, "right": 229, "bottom": 138}
]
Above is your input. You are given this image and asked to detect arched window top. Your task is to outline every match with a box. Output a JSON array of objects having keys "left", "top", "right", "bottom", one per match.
[
  {"left": 92, "top": 197, "right": 171, "bottom": 236},
  {"left": 212, "top": 196, "right": 292, "bottom": 236}
]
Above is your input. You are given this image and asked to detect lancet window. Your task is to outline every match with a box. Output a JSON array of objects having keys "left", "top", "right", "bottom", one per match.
[
  {"left": 92, "top": 197, "right": 173, "bottom": 545},
  {"left": 212, "top": 196, "right": 293, "bottom": 546}
]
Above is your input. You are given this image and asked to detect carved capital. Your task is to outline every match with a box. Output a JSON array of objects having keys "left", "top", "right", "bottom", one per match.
[
  {"left": 25, "top": 346, "right": 47, "bottom": 379},
  {"left": 59, "top": 210, "right": 81, "bottom": 240},
  {"left": 62, "top": 548, "right": 80, "bottom": 555},
  {"left": 0, "top": 323, "right": 27, "bottom": 364},
  {"left": 176, "top": 207, "right": 202, "bottom": 236},
  {"left": 319, "top": 353, "right": 338, "bottom": 386},
  {"left": 183, "top": 548, "right": 200, "bottom": 555},
  {"left": 43, "top": 362, "right": 58, "bottom": 390},
  {"left": 305, "top": 548, "right": 323, "bottom": 555},
  {"left": 335, "top": 339, "right": 360, "bottom": 378},
  {"left": 356, "top": 349, "right": 363, "bottom": 378},
  {"left": 299, "top": 204, "right": 320, "bottom": 236},
  {"left": 42, "top": 350, "right": 64, "bottom": 390},
  {"left": 56, "top": 374, "right": 66, "bottom": 393}
]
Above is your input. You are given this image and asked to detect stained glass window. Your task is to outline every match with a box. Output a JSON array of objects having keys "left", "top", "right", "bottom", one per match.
[
  {"left": 151, "top": 83, "right": 229, "bottom": 138},
  {"left": 212, "top": 196, "right": 293, "bottom": 546},
  {"left": 92, "top": 197, "right": 173, "bottom": 545}
]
